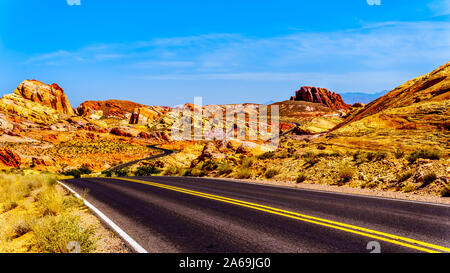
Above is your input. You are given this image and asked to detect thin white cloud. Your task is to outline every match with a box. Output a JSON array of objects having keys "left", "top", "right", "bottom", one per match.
[
  {"left": 429, "top": 0, "right": 450, "bottom": 16},
  {"left": 24, "top": 21, "right": 450, "bottom": 93},
  {"left": 136, "top": 70, "right": 417, "bottom": 93}
]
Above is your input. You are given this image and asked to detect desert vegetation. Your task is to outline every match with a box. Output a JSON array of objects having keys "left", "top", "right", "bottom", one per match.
[{"left": 0, "top": 171, "right": 127, "bottom": 252}]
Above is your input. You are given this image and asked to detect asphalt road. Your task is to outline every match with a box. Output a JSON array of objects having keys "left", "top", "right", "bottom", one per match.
[{"left": 62, "top": 176, "right": 450, "bottom": 253}]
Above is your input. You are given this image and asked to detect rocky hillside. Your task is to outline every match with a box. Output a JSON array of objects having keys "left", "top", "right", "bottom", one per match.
[
  {"left": 290, "top": 86, "right": 350, "bottom": 110},
  {"left": 326, "top": 62, "right": 450, "bottom": 151}
]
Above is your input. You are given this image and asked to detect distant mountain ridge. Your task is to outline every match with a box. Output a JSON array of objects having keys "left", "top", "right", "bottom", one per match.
[{"left": 340, "top": 91, "right": 389, "bottom": 105}]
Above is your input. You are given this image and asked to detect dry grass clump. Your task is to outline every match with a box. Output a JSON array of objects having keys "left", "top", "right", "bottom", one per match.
[
  {"left": 0, "top": 173, "right": 47, "bottom": 213},
  {"left": 0, "top": 173, "right": 96, "bottom": 253},
  {"left": 217, "top": 162, "right": 232, "bottom": 176},
  {"left": 264, "top": 168, "right": 279, "bottom": 179},
  {"left": 163, "top": 166, "right": 179, "bottom": 176},
  {"left": 32, "top": 213, "right": 94, "bottom": 253},
  {"left": 236, "top": 167, "right": 252, "bottom": 179},
  {"left": 396, "top": 170, "right": 413, "bottom": 183},
  {"left": 296, "top": 173, "right": 307, "bottom": 183},
  {"left": 338, "top": 165, "right": 355, "bottom": 183}
]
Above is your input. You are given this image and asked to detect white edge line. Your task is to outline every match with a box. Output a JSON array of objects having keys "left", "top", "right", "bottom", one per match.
[{"left": 57, "top": 181, "right": 148, "bottom": 253}]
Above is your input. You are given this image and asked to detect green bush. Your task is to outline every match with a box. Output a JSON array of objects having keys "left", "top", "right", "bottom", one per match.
[
  {"left": 61, "top": 165, "right": 92, "bottom": 179},
  {"left": 101, "top": 169, "right": 113, "bottom": 177},
  {"left": 134, "top": 165, "right": 161, "bottom": 176},
  {"left": 296, "top": 173, "right": 307, "bottom": 183},
  {"left": 113, "top": 168, "right": 129, "bottom": 177},
  {"left": 407, "top": 149, "right": 442, "bottom": 163},
  {"left": 264, "top": 168, "right": 279, "bottom": 179}
]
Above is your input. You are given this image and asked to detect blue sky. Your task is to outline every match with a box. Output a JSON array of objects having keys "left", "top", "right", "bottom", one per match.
[{"left": 0, "top": 0, "right": 449, "bottom": 107}]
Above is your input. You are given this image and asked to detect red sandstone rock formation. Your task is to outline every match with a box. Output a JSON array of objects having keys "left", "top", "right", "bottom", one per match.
[
  {"left": 290, "top": 86, "right": 350, "bottom": 110},
  {"left": 129, "top": 106, "right": 171, "bottom": 125},
  {"left": 0, "top": 148, "right": 21, "bottom": 168},
  {"left": 77, "top": 100, "right": 145, "bottom": 119},
  {"left": 14, "top": 80, "right": 75, "bottom": 115}
]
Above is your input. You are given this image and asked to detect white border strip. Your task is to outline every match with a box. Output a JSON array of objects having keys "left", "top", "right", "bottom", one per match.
[{"left": 57, "top": 181, "right": 148, "bottom": 253}]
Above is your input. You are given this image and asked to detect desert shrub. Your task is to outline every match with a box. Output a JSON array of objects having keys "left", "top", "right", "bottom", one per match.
[
  {"left": 422, "top": 172, "right": 437, "bottom": 186},
  {"left": 353, "top": 150, "right": 367, "bottom": 164},
  {"left": 241, "top": 157, "right": 255, "bottom": 168},
  {"left": 396, "top": 170, "right": 413, "bottom": 182},
  {"left": 134, "top": 165, "right": 161, "bottom": 176},
  {"left": 101, "top": 169, "right": 113, "bottom": 177},
  {"left": 217, "top": 162, "right": 232, "bottom": 175},
  {"left": 61, "top": 165, "right": 92, "bottom": 178},
  {"left": 1, "top": 201, "right": 18, "bottom": 213},
  {"left": 393, "top": 149, "right": 405, "bottom": 159},
  {"left": 11, "top": 216, "right": 33, "bottom": 239},
  {"left": 407, "top": 149, "right": 442, "bottom": 163},
  {"left": 236, "top": 167, "right": 252, "bottom": 179},
  {"left": 0, "top": 213, "right": 35, "bottom": 242},
  {"left": 113, "top": 168, "right": 129, "bottom": 177},
  {"left": 264, "top": 168, "right": 279, "bottom": 179},
  {"left": 338, "top": 166, "right": 355, "bottom": 183},
  {"left": 201, "top": 160, "right": 219, "bottom": 171},
  {"left": 440, "top": 184, "right": 450, "bottom": 197},
  {"left": 402, "top": 183, "right": 417, "bottom": 193},
  {"left": 32, "top": 213, "right": 95, "bottom": 253},
  {"left": 296, "top": 173, "right": 307, "bottom": 183},
  {"left": 190, "top": 168, "right": 205, "bottom": 177},
  {"left": 367, "top": 151, "right": 387, "bottom": 161},
  {"left": 163, "top": 166, "right": 179, "bottom": 176},
  {"left": 276, "top": 152, "right": 291, "bottom": 159},
  {"left": 303, "top": 152, "right": 320, "bottom": 166},
  {"left": 181, "top": 169, "right": 192, "bottom": 176},
  {"left": 317, "top": 144, "right": 326, "bottom": 150},
  {"left": 258, "top": 151, "right": 276, "bottom": 160}
]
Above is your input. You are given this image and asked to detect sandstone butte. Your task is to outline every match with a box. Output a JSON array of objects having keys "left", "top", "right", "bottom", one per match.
[
  {"left": 15, "top": 80, "right": 74, "bottom": 115},
  {"left": 290, "top": 86, "right": 350, "bottom": 110},
  {"left": 0, "top": 80, "right": 74, "bottom": 124},
  {"left": 129, "top": 106, "right": 171, "bottom": 125},
  {"left": 77, "top": 99, "right": 145, "bottom": 119}
]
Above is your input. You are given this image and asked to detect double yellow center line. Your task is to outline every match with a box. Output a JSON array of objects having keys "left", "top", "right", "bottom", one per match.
[{"left": 112, "top": 177, "right": 449, "bottom": 253}]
